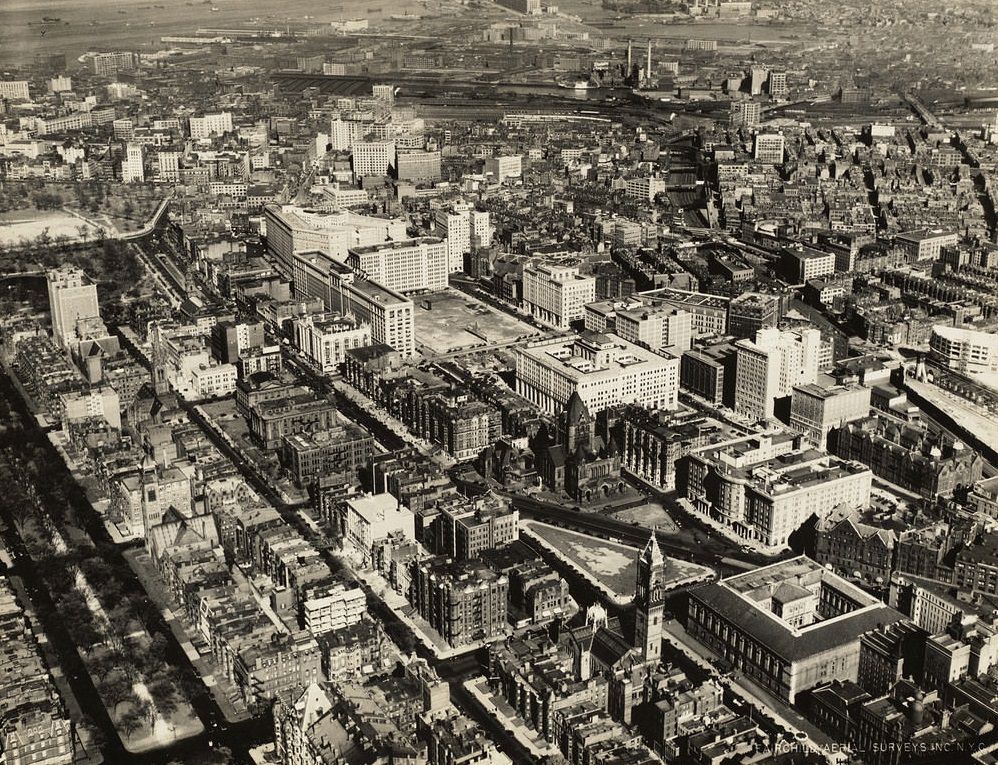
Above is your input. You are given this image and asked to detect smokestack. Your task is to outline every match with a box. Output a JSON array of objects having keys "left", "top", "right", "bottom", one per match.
[
  {"left": 647, "top": 41, "right": 652, "bottom": 80},
  {"left": 627, "top": 40, "right": 632, "bottom": 70}
]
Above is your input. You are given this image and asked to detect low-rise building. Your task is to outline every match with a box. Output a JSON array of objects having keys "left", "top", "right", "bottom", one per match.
[
  {"left": 316, "top": 617, "right": 390, "bottom": 681},
  {"left": 0, "top": 577, "right": 75, "bottom": 765},
  {"left": 435, "top": 493, "right": 518, "bottom": 561},
  {"left": 508, "top": 559, "right": 576, "bottom": 625},
  {"left": 830, "top": 415, "right": 982, "bottom": 499},
  {"left": 292, "top": 313, "right": 371, "bottom": 375},
  {"left": 813, "top": 512, "right": 896, "bottom": 584},
  {"left": 279, "top": 421, "right": 375, "bottom": 487},
  {"left": 338, "top": 493, "right": 417, "bottom": 565},
  {"left": 617, "top": 407, "right": 725, "bottom": 491},
  {"left": 686, "top": 557, "right": 906, "bottom": 703},
  {"left": 249, "top": 391, "right": 339, "bottom": 449},
  {"left": 300, "top": 579, "right": 366, "bottom": 636}
]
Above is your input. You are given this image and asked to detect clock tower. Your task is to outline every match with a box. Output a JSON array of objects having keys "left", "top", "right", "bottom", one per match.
[{"left": 634, "top": 532, "right": 665, "bottom": 664}]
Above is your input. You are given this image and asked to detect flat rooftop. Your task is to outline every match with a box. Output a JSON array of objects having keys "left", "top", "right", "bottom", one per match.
[
  {"left": 691, "top": 556, "right": 904, "bottom": 662},
  {"left": 350, "top": 236, "right": 444, "bottom": 255},
  {"left": 517, "top": 332, "right": 675, "bottom": 382},
  {"left": 640, "top": 286, "right": 730, "bottom": 310}
]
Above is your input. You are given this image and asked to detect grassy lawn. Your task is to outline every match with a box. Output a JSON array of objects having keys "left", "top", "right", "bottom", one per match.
[
  {"left": 525, "top": 521, "right": 638, "bottom": 599},
  {"left": 525, "top": 521, "right": 714, "bottom": 599}
]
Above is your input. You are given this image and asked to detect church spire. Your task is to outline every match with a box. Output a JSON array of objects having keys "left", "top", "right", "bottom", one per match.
[{"left": 640, "top": 532, "right": 663, "bottom": 566}]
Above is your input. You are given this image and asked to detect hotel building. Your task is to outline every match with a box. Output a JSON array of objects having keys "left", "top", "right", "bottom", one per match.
[{"left": 681, "top": 433, "right": 872, "bottom": 548}]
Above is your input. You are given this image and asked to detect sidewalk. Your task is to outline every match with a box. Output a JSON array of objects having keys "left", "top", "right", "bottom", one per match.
[
  {"left": 462, "top": 678, "right": 560, "bottom": 760},
  {"left": 124, "top": 549, "right": 251, "bottom": 724},
  {"left": 520, "top": 523, "right": 632, "bottom": 607},
  {"left": 674, "top": 497, "right": 785, "bottom": 556},
  {"left": 7, "top": 575, "right": 104, "bottom": 765},
  {"left": 332, "top": 380, "right": 456, "bottom": 469},
  {"left": 46, "top": 431, "right": 140, "bottom": 545}
]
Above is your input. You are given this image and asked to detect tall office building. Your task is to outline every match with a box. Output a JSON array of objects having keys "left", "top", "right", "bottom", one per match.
[
  {"left": 112, "top": 118, "right": 134, "bottom": 140},
  {"left": 48, "top": 76, "right": 72, "bottom": 93},
  {"left": 292, "top": 313, "right": 372, "bottom": 375},
  {"left": 768, "top": 71, "right": 788, "bottom": 98},
  {"left": 121, "top": 143, "right": 144, "bottom": 183},
  {"left": 614, "top": 305, "right": 693, "bottom": 354},
  {"left": 789, "top": 383, "right": 872, "bottom": 447},
  {"left": 396, "top": 149, "right": 442, "bottom": 181},
  {"left": 521, "top": 263, "right": 596, "bottom": 329},
  {"left": 727, "top": 292, "right": 784, "bottom": 339},
  {"left": 347, "top": 237, "right": 449, "bottom": 294},
  {"left": 157, "top": 150, "right": 181, "bottom": 182},
  {"left": 91, "top": 51, "right": 136, "bottom": 77},
  {"left": 750, "top": 66, "right": 768, "bottom": 96},
  {"left": 300, "top": 256, "right": 416, "bottom": 358},
  {"left": 433, "top": 204, "right": 492, "bottom": 272},
  {"left": 330, "top": 118, "right": 359, "bottom": 151},
  {"left": 754, "top": 133, "right": 785, "bottom": 164},
  {"left": 372, "top": 84, "right": 395, "bottom": 105},
  {"left": 730, "top": 100, "right": 761, "bottom": 127},
  {"left": 0, "top": 81, "right": 31, "bottom": 100},
  {"left": 351, "top": 140, "right": 395, "bottom": 177},
  {"left": 734, "top": 327, "right": 821, "bottom": 421},
  {"left": 47, "top": 267, "right": 101, "bottom": 349},
  {"left": 484, "top": 155, "right": 522, "bottom": 182},
  {"left": 188, "top": 112, "right": 233, "bottom": 139},
  {"left": 265, "top": 205, "right": 407, "bottom": 278}
]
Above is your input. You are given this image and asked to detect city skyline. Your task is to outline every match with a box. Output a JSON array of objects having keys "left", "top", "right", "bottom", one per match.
[{"left": 1, "top": 2, "right": 997, "bottom": 765}]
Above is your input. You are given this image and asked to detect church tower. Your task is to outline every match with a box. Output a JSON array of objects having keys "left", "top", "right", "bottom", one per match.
[
  {"left": 563, "top": 391, "right": 593, "bottom": 453},
  {"left": 633, "top": 533, "right": 665, "bottom": 664}
]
